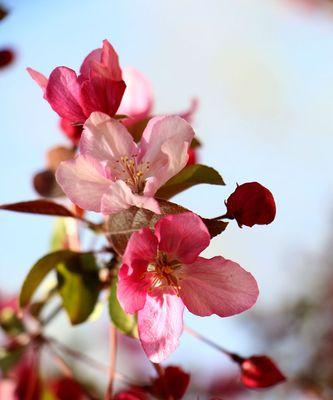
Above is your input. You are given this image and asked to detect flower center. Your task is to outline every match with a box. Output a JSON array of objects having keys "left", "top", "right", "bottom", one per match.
[
  {"left": 114, "top": 155, "right": 150, "bottom": 194},
  {"left": 147, "top": 251, "right": 182, "bottom": 294}
]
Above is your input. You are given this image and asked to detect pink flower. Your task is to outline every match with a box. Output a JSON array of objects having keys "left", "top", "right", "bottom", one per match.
[
  {"left": 0, "top": 380, "right": 16, "bottom": 400},
  {"left": 27, "top": 39, "right": 126, "bottom": 124},
  {"left": 117, "top": 212, "right": 259, "bottom": 362},
  {"left": 56, "top": 112, "right": 194, "bottom": 214},
  {"left": 117, "top": 67, "right": 153, "bottom": 125}
]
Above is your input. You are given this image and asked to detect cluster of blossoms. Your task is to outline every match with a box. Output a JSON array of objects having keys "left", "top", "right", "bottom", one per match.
[{"left": 0, "top": 39, "right": 284, "bottom": 399}]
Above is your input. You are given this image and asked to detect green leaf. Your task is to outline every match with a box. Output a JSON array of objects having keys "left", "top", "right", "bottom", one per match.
[
  {"left": 0, "top": 346, "right": 25, "bottom": 374},
  {"left": 108, "top": 278, "right": 137, "bottom": 337},
  {"left": 57, "top": 253, "right": 100, "bottom": 325},
  {"left": 50, "top": 218, "right": 68, "bottom": 251},
  {"left": 0, "top": 309, "right": 25, "bottom": 336},
  {"left": 156, "top": 164, "right": 225, "bottom": 199},
  {"left": 20, "top": 250, "right": 77, "bottom": 308}
]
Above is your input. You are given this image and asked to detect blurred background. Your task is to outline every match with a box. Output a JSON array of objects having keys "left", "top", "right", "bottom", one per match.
[{"left": 2, "top": 0, "right": 333, "bottom": 398}]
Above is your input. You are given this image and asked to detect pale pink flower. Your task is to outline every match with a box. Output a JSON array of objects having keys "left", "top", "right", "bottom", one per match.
[
  {"left": 117, "top": 212, "right": 259, "bottom": 362},
  {"left": 118, "top": 66, "right": 198, "bottom": 127},
  {"left": 56, "top": 112, "right": 194, "bottom": 214},
  {"left": 117, "top": 67, "right": 154, "bottom": 124},
  {"left": 27, "top": 39, "right": 126, "bottom": 124}
]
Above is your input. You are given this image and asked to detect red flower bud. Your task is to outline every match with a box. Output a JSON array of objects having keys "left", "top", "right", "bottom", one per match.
[
  {"left": 50, "top": 377, "right": 86, "bottom": 400},
  {"left": 0, "top": 48, "right": 15, "bottom": 69},
  {"left": 150, "top": 366, "right": 190, "bottom": 400},
  {"left": 226, "top": 182, "right": 276, "bottom": 227},
  {"left": 60, "top": 118, "right": 83, "bottom": 145},
  {"left": 240, "top": 355, "right": 286, "bottom": 389}
]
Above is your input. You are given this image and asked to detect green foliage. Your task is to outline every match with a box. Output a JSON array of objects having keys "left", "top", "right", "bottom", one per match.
[
  {"left": 0, "top": 346, "right": 25, "bottom": 374},
  {"left": 108, "top": 278, "right": 137, "bottom": 337},
  {"left": 20, "top": 251, "right": 100, "bottom": 325},
  {"left": 156, "top": 164, "right": 225, "bottom": 200},
  {"left": 57, "top": 253, "right": 100, "bottom": 325},
  {"left": 0, "top": 309, "right": 25, "bottom": 336},
  {"left": 20, "top": 250, "right": 77, "bottom": 308}
]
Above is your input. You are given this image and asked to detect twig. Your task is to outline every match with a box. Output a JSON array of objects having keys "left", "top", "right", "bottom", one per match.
[
  {"left": 40, "top": 302, "right": 62, "bottom": 326},
  {"left": 47, "top": 336, "right": 135, "bottom": 384},
  {"left": 105, "top": 325, "right": 118, "bottom": 400},
  {"left": 184, "top": 325, "right": 243, "bottom": 362}
]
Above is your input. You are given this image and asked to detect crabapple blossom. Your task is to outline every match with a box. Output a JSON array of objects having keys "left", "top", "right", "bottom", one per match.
[
  {"left": 117, "top": 212, "right": 259, "bottom": 362},
  {"left": 27, "top": 39, "right": 126, "bottom": 124},
  {"left": 56, "top": 112, "right": 194, "bottom": 214}
]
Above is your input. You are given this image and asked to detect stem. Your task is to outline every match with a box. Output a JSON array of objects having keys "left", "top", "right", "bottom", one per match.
[
  {"left": 151, "top": 362, "right": 173, "bottom": 400},
  {"left": 47, "top": 336, "right": 138, "bottom": 385},
  {"left": 184, "top": 325, "right": 244, "bottom": 363},
  {"left": 40, "top": 302, "right": 62, "bottom": 326},
  {"left": 48, "top": 344, "right": 74, "bottom": 377},
  {"left": 48, "top": 337, "right": 109, "bottom": 373},
  {"left": 65, "top": 213, "right": 81, "bottom": 251},
  {"left": 211, "top": 213, "right": 233, "bottom": 221},
  {"left": 105, "top": 325, "right": 117, "bottom": 400},
  {"left": 47, "top": 343, "right": 99, "bottom": 400}
]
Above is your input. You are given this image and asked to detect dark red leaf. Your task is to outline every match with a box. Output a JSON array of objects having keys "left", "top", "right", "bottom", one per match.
[{"left": 0, "top": 200, "right": 77, "bottom": 218}]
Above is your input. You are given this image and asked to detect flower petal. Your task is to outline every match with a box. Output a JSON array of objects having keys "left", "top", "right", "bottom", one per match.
[
  {"left": 117, "top": 263, "right": 151, "bottom": 314},
  {"left": 117, "top": 228, "right": 158, "bottom": 314},
  {"left": 101, "top": 39, "right": 123, "bottom": 81},
  {"left": 122, "top": 227, "right": 158, "bottom": 268},
  {"left": 55, "top": 155, "right": 111, "bottom": 212},
  {"left": 27, "top": 67, "right": 48, "bottom": 93},
  {"left": 80, "top": 112, "right": 137, "bottom": 165},
  {"left": 140, "top": 116, "right": 195, "bottom": 195},
  {"left": 80, "top": 74, "right": 126, "bottom": 118},
  {"left": 79, "top": 48, "right": 102, "bottom": 79},
  {"left": 45, "top": 66, "right": 86, "bottom": 122},
  {"left": 155, "top": 212, "right": 210, "bottom": 264},
  {"left": 101, "top": 180, "right": 160, "bottom": 215},
  {"left": 138, "top": 289, "right": 184, "bottom": 362},
  {"left": 118, "top": 67, "right": 153, "bottom": 120},
  {"left": 179, "top": 256, "right": 259, "bottom": 317}
]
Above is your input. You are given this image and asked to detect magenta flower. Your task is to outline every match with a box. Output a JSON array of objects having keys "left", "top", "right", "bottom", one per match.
[
  {"left": 117, "top": 213, "right": 259, "bottom": 362},
  {"left": 27, "top": 39, "right": 126, "bottom": 124},
  {"left": 56, "top": 112, "right": 194, "bottom": 214}
]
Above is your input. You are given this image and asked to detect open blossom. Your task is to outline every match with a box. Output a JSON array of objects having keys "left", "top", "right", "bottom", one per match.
[
  {"left": 117, "top": 212, "right": 259, "bottom": 362},
  {"left": 118, "top": 67, "right": 154, "bottom": 125},
  {"left": 27, "top": 39, "right": 126, "bottom": 124},
  {"left": 56, "top": 112, "right": 194, "bottom": 214}
]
